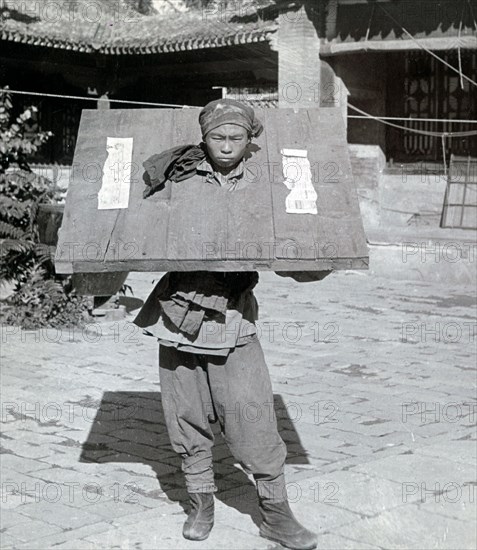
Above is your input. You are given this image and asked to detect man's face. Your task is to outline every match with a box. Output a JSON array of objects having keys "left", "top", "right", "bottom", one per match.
[{"left": 204, "top": 124, "right": 250, "bottom": 170}]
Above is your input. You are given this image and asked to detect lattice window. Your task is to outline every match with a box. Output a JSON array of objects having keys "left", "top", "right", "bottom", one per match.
[
  {"left": 389, "top": 50, "right": 477, "bottom": 161},
  {"left": 441, "top": 155, "right": 477, "bottom": 230},
  {"left": 60, "top": 102, "right": 82, "bottom": 163}
]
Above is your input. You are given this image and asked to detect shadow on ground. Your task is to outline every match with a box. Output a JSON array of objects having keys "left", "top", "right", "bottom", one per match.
[{"left": 80, "top": 391, "right": 310, "bottom": 526}]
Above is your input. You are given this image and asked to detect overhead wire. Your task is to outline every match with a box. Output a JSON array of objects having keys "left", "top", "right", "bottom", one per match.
[
  {"left": 347, "top": 115, "right": 477, "bottom": 124},
  {"left": 458, "top": 1, "right": 467, "bottom": 89},
  {"left": 2, "top": 86, "right": 477, "bottom": 141},
  {"left": 0, "top": 88, "right": 197, "bottom": 108},
  {"left": 347, "top": 104, "right": 477, "bottom": 138},
  {"left": 2, "top": 91, "right": 474, "bottom": 176}
]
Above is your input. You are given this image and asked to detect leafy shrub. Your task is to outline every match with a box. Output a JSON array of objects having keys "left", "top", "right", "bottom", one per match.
[
  {"left": 0, "top": 169, "right": 53, "bottom": 282},
  {"left": 0, "top": 88, "right": 90, "bottom": 328},
  {"left": 3, "top": 265, "right": 90, "bottom": 330}
]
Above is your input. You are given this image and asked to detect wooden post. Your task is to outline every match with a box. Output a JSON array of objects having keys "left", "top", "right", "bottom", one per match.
[
  {"left": 337, "top": 76, "right": 349, "bottom": 131},
  {"left": 97, "top": 93, "right": 110, "bottom": 110},
  {"left": 278, "top": 2, "right": 322, "bottom": 109},
  {"left": 325, "top": 0, "right": 338, "bottom": 40}
]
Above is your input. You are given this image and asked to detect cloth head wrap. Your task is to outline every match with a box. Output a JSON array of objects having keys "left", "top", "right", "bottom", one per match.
[
  {"left": 142, "top": 99, "right": 263, "bottom": 198},
  {"left": 199, "top": 98, "right": 263, "bottom": 138}
]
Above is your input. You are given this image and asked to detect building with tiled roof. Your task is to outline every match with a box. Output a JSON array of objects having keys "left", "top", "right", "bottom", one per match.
[
  {"left": 0, "top": 0, "right": 277, "bottom": 55},
  {"left": 2, "top": 0, "right": 475, "bottom": 55},
  {"left": 1, "top": 0, "right": 476, "bottom": 163}
]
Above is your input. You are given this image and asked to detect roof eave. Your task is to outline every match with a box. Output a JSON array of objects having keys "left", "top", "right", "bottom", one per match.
[
  {"left": 321, "top": 35, "right": 477, "bottom": 56},
  {"left": 0, "top": 27, "right": 277, "bottom": 55}
]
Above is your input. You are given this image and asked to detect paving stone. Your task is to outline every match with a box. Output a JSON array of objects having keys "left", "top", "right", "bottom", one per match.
[
  {"left": 0, "top": 508, "right": 31, "bottom": 529},
  {"left": 304, "top": 470, "right": 414, "bottom": 517},
  {"left": 15, "top": 500, "right": 106, "bottom": 530},
  {"left": 29, "top": 467, "right": 106, "bottom": 487},
  {"left": 416, "top": 492, "right": 477, "bottom": 523},
  {"left": 36, "top": 449, "right": 87, "bottom": 469},
  {"left": 46, "top": 539, "right": 99, "bottom": 549},
  {"left": 107, "top": 427, "right": 163, "bottom": 446},
  {"left": 13, "top": 521, "right": 113, "bottom": 550},
  {"left": 2, "top": 271, "right": 476, "bottom": 549},
  {"left": 314, "top": 533, "right": 383, "bottom": 549},
  {"left": 335, "top": 501, "right": 476, "bottom": 549},
  {"left": 79, "top": 498, "right": 150, "bottom": 520},
  {"left": 85, "top": 517, "right": 271, "bottom": 550},
  {"left": 351, "top": 452, "right": 476, "bottom": 487},
  {"left": 77, "top": 506, "right": 174, "bottom": 534},
  {"left": 331, "top": 443, "right": 377, "bottom": 457},
  {"left": 1, "top": 439, "right": 51, "bottom": 459},
  {"left": 2, "top": 518, "right": 63, "bottom": 542},
  {"left": 414, "top": 439, "right": 477, "bottom": 465},
  {"left": 0, "top": 454, "right": 49, "bottom": 473},
  {"left": 321, "top": 427, "right": 384, "bottom": 448},
  {"left": 0, "top": 467, "right": 47, "bottom": 486},
  {"left": 5, "top": 431, "right": 67, "bottom": 446},
  {"left": 0, "top": 534, "right": 17, "bottom": 548}
]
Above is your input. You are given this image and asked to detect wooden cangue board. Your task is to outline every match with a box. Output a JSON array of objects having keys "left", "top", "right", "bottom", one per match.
[{"left": 55, "top": 107, "right": 368, "bottom": 275}]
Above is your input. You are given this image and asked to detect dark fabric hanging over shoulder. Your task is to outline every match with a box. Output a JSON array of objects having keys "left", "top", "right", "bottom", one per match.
[{"left": 143, "top": 143, "right": 206, "bottom": 198}]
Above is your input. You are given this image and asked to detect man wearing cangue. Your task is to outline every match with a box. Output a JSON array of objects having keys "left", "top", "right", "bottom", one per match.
[{"left": 134, "top": 99, "right": 329, "bottom": 550}]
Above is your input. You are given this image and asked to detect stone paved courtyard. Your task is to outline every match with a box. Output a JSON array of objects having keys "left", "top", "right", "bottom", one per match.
[{"left": 1, "top": 270, "right": 476, "bottom": 549}]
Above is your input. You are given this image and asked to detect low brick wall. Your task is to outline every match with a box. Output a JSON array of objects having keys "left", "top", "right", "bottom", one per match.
[
  {"left": 348, "top": 144, "right": 385, "bottom": 230},
  {"left": 348, "top": 147, "right": 448, "bottom": 231},
  {"left": 348, "top": 147, "right": 476, "bottom": 283},
  {"left": 349, "top": 144, "right": 386, "bottom": 190}
]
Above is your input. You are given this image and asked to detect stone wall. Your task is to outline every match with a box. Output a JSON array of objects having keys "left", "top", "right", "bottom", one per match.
[
  {"left": 349, "top": 145, "right": 449, "bottom": 231},
  {"left": 349, "top": 144, "right": 385, "bottom": 231},
  {"left": 348, "top": 144, "right": 476, "bottom": 283}
]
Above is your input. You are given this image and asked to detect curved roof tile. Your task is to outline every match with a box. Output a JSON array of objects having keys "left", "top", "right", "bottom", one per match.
[{"left": 0, "top": 26, "right": 275, "bottom": 55}]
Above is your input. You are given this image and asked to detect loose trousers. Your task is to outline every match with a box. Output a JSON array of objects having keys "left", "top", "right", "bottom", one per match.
[{"left": 158, "top": 336, "right": 288, "bottom": 501}]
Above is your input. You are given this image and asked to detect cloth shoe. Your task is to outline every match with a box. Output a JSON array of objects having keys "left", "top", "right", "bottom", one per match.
[
  {"left": 258, "top": 498, "right": 317, "bottom": 550},
  {"left": 182, "top": 492, "right": 215, "bottom": 541}
]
